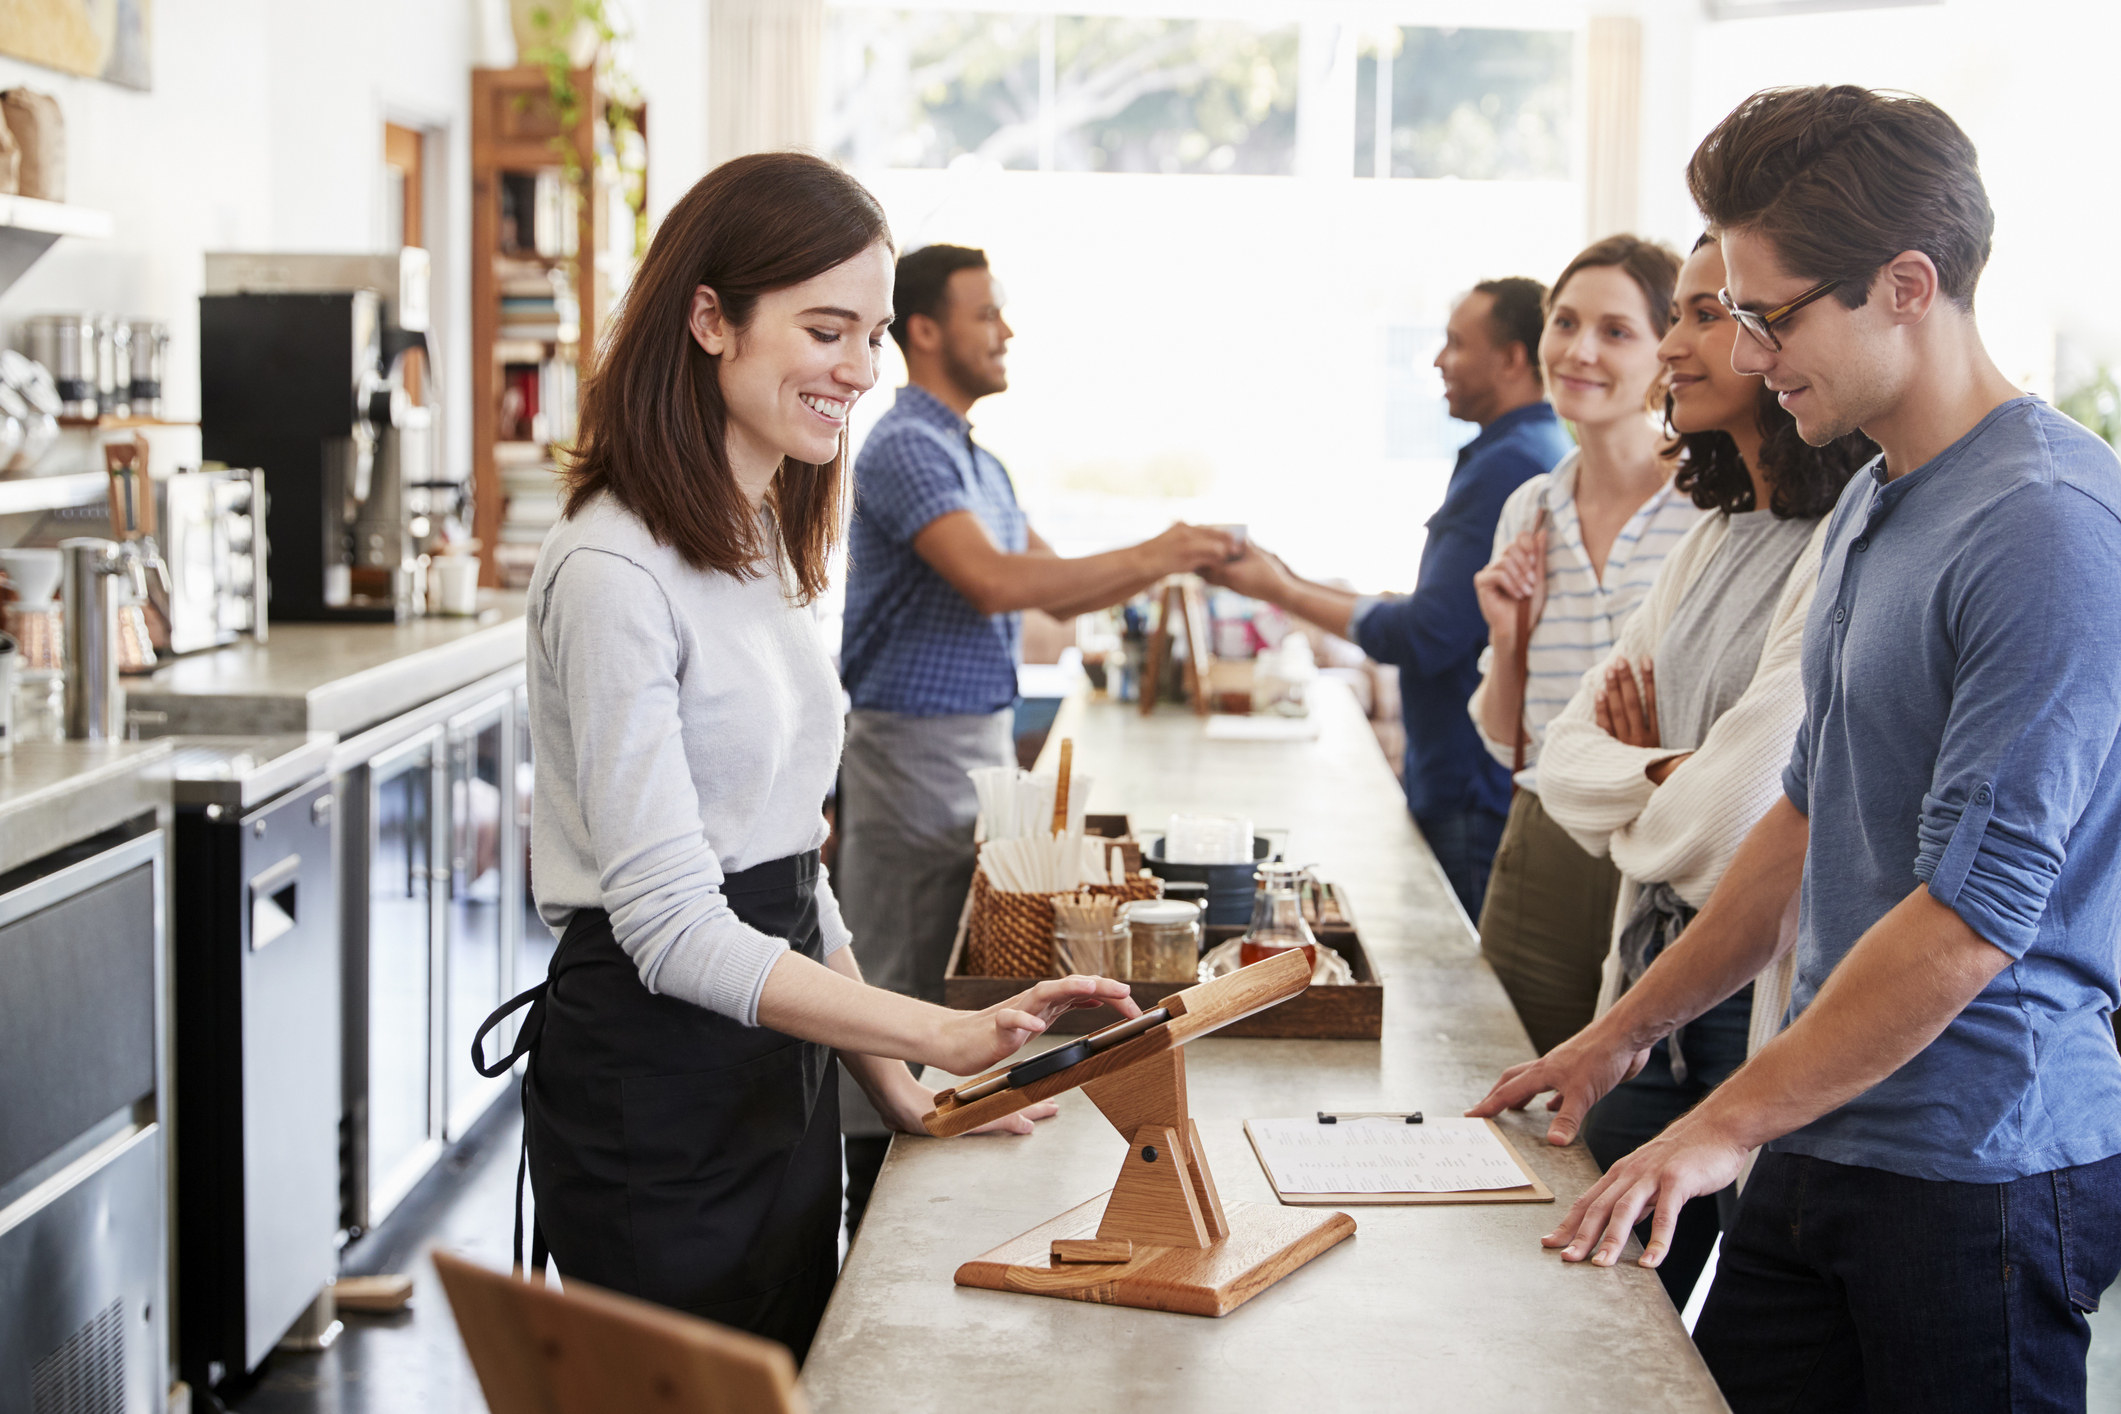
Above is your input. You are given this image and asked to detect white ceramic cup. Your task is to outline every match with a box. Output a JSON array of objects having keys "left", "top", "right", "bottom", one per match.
[{"left": 431, "top": 554, "right": 481, "bottom": 617}]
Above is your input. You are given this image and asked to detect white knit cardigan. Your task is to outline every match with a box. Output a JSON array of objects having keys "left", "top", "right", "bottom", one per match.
[{"left": 1536, "top": 511, "right": 1829, "bottom": 1059}]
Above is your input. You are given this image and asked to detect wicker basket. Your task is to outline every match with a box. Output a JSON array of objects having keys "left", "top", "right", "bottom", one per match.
[{"left": 964, "top": 868, "right": 1163, "bottom": 978}]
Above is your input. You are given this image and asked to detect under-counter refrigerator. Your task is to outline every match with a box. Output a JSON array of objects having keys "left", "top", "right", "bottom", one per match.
[{"left": 167, "top": 736, "right": 341, "bottom": 1392}]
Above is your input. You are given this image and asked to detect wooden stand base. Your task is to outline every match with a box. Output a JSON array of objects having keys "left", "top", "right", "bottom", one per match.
[{"left": 955, "top": 1194, "right": 1355, "bottom": 1318}]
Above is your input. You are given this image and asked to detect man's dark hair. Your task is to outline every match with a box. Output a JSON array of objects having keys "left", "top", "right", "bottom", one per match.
[
  {"left": 1687, "top": 85, "right": 1993, "bottom": 310},
  {"left": 1471, "top": 276, "right": 1547, "bottom": 387},
  {"left": 890, "top": 244, "right": 990, "bottom": 353}
]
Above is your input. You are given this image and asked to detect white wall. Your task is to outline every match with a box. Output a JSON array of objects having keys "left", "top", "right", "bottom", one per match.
[{"left": 0, "top": 0, "right": 712, "bottom": 479}]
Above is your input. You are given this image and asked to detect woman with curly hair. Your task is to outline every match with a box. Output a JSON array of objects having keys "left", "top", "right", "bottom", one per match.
[{"left": 1528, "top": 234, "right": 1876, "bottom": 1306}]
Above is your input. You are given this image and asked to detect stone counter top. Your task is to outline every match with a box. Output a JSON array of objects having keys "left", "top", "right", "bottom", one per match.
[
  {"left": 126, "top": 592, "right": 529, "bottom": 739},
  {"left": 0, "top": 739, "right": 172, "bottom": 876},
  {"left": 800, "top": 684, "right": 1727, "bottom": 1413}
]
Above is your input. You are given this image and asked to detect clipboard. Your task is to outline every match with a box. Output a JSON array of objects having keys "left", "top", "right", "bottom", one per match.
[{"left": 1243, "top": 1117, "right": 1555, "bottom": 1206}]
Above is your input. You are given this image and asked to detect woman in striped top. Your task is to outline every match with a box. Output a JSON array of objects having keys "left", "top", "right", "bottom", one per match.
[{"left": 1466, "top": 235, "right": 1700, "bottom": 1055}]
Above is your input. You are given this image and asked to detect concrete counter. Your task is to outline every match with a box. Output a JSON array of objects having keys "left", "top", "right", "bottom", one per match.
[
  {"left": 126, "top": 592, "right": 528, "bottom": 739},
  {"left": 0, "top": 739, "right": 172, "bottom": 876},
  {"left": 800, "top": 684, "right": 1727, "bottom": 1413}
]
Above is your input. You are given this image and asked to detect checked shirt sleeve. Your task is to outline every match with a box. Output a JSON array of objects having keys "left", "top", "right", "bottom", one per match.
[
  {"left": 1913, "top": 483, "right": 2121, "bottom": 956},
  {"left": 857, "top": 424, "right": 977, "bottom": 546}
]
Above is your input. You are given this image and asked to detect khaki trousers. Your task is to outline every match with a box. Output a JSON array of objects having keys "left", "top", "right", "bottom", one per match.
[{"left": 1477, "top": 789, "right": 1623, "bottom": 1056}]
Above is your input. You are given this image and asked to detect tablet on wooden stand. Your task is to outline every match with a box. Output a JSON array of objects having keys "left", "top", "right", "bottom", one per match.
[{"left": 923, "top": 949, "right": 1355, "bottom": 1318}]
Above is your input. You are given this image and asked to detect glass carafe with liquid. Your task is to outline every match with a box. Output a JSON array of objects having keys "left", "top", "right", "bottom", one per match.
[{"left": 1238, "top": 863, "right": 1320, "bottom": 968}]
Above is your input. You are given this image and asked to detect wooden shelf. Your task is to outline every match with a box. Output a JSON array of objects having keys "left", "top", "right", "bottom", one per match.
[
  {"left": 470, "top": 66, "right": 644, "bottom": 590},
  {"left": 56, "top": 416, "right": 199, "bottom": 431}
]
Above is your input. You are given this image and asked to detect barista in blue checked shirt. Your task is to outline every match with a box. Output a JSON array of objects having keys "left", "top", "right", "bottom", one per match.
[{"left": 835, "top": 244, "right": 1233, "bottom": 1213}]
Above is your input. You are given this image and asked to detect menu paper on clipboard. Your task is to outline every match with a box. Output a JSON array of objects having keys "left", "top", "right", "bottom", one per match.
[{"left": 1244, "top": 1116, "right": 1555, "bottom": 1205}]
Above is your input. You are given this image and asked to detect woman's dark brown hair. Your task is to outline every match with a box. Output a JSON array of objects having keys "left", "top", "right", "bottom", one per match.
[
  {"left": 1687, "top": 85, "right": 1993, "bottom": 310},
  {"left": 1664, "top": 235, "right": 1878, "bottom": 517},
  {"left": 563, "top": 151, "right": 891, "bottom": 602},
  {"left": 1546, "top": 234, "right": 1683, "bottom": 339}
]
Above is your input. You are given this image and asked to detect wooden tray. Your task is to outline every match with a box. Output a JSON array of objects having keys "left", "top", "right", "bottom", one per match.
[{"left": 943, "top": 921, "right": 1383, "bottom": 1041}]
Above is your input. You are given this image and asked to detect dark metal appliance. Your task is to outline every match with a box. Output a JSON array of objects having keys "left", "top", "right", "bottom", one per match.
[
  {"left": 199, "top": 288, "right": 396, "bottom": 622},
  {"left": 168, "top": 734, "right": 341, "bottom": 1390},
  {"left": 202, "top": 251, "right": 440, "bottom": 621}
]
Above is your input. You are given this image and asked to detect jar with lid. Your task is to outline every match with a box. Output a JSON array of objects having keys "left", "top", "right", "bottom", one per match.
[
  {"left": 1053, "top": 910, "right": 1130, "bottom": 979},
  {"left": 1125, "top": 898, "right": 1202, "bottom": 982}
]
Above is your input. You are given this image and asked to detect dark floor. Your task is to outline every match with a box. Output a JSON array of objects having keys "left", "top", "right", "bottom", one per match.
[
  {"left": 220, "top": 1087, "right": 2121, "bottom": 1414},
  {"left": 224, "top": 1088, "right": 526, "bottom": 1414}
]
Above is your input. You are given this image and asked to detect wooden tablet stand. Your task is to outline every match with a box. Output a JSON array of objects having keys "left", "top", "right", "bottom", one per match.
[{"left": 924, "top": 950, "right": 1355, "bottom": 1317}]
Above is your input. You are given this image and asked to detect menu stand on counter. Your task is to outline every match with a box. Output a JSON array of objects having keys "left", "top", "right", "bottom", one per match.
[
  {"left": 1139, "top": 575, "right": 1214, "bottom": 716},
  {"left": 924, "top": 950, "right": 1354, "bottom": 1316}
]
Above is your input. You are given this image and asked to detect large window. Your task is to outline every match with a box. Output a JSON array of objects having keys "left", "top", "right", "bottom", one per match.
[
  {"left": 828, "top": 5, "right": 1583, "bottom": 595},
  {"left": 825, "top": 12, "right": 1300, "bottom": 174},
  {"left": 1354, "top": 27, "right": 1574, "bottom": 181}
]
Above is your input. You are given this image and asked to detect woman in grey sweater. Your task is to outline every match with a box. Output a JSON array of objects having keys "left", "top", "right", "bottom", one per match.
[{"left": 476, "top": 153, "right": 1133, "bottom": 1359}]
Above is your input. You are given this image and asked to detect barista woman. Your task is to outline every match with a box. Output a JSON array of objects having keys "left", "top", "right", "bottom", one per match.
[{"left": 479, "top": 153, "right": 1135, "bottom": 1361}]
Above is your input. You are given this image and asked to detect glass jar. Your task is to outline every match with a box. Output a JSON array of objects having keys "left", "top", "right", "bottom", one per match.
[
  {"left": 1238, "top": 863, "right": 1320, "bottom": 968},
  {"left": 1125, "top": 898, "right": 1202, "bottom": 982},
  {"left": 1054, "top": 914, "right": 1130, "bottom": 979}
]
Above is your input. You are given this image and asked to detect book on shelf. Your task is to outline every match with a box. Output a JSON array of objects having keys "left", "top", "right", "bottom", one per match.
[{"left": 493, "top": 439, "right": 549, "bottom": 467}]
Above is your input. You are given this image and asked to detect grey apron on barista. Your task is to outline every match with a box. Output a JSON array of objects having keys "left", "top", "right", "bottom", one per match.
[{"left": 474, "top": 850, "right": 840, "bottom": 1360}]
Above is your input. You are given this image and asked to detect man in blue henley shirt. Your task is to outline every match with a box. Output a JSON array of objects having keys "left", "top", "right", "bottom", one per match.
[
  {"left": 1474, "top": 87, "right": 2121, "bottom": 1411},
  {"left": 1210, "top": 277, "right": 1570, "bottom": 918}
]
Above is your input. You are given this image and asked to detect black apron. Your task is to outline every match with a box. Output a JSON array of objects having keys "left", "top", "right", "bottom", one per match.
[{"left": 474, "top": 851, "right": 841, "bottom": 1361}]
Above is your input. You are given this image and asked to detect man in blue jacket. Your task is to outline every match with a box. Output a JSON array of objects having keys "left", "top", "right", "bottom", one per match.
[{"left": 1212, "top": 277, "right": 1569, "bottom": 919}]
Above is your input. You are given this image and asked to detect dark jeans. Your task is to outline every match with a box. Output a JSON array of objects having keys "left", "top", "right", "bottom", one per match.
[
  {"left": 1696, "top": 1148, "right": 2121, "bottom": 1413},
  {"left": 1581, "top": 984, "right": 1754, "bottom": 1307},
  {"left": 1416, "top": 804, "right": 1508, "bottom": 923}
]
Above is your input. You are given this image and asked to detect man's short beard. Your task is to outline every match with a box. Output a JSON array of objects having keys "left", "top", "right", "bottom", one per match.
[{"left": 942, "top": 345, "right": 1006, "bottom": 400}]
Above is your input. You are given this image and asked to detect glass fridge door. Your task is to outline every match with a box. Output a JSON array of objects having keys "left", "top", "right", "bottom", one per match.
[
  {"left": 444, "top": 698, "right": 512, "bottom": 1138},
  {"left": 365, "top": 733, "right": 440, "bottom": 1220}
]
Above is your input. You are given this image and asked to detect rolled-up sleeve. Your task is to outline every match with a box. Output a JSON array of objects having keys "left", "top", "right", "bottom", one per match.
[
  {"left": 542, "top": 548, "right": 790, "bottom": 1023},
  {"left": 1911, "top": 484, "right": 2121, "bottom": 956},
  {"left": 1782, "top": 718, "right": 1811, "bottom": 816}
]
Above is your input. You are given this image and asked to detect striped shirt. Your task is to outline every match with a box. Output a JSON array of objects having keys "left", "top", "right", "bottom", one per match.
[{"left": 1470, "top": 448, "right": 1703, "bottom": 792}]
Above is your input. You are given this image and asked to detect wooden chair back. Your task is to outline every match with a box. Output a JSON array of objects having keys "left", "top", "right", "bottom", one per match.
[{"left": 432, "top": 1250, "right": 806, "bottom": 1414}]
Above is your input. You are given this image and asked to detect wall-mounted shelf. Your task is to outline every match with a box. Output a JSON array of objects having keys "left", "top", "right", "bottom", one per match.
[
  {"left": 0, "top": 471, "right": 107, "bottom": 517},
  {"left": 0, "top": 195, "right": 115, "bottom": 298},
  {"left": 55, "top": 416, "right": 199, "bottom": 431}
]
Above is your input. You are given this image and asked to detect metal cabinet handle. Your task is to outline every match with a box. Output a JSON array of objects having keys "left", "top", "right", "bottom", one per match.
[
  {"left": 311, "top": 793, "right": 335, "bottom": 825},
  {"left": 250, "top": 853, "right": 302, "bottom": 952}
]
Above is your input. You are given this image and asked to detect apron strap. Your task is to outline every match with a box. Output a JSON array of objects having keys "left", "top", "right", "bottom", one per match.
[
  {"left": 489, "top": 908, "right": 607, "bottom": 1281},
  {"left": 472, "top": 981, "right": 547, "bottom": 1079}
]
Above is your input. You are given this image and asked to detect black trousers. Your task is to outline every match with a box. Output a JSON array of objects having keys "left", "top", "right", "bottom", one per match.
[
  {"left": 510, "top": 852, "right": 842, "bottom": 1362},
  {"left": 1696, "top": 1149, "right": 2121, "bottom": 1413}
]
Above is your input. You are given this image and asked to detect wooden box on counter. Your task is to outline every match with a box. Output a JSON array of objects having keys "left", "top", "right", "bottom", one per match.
[{"left": 942, "top": 923, "right": 1383, "bottom": 1041}]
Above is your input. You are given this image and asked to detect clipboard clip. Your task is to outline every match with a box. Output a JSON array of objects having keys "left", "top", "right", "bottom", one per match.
[{"left": 1317, "top": 1110, "right": 1422, "bottom": 1125}]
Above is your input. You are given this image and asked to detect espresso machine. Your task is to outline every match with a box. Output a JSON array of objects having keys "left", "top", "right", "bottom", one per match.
[{"left": 200, "top": 250, "right": 439, "bottom": 622}]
